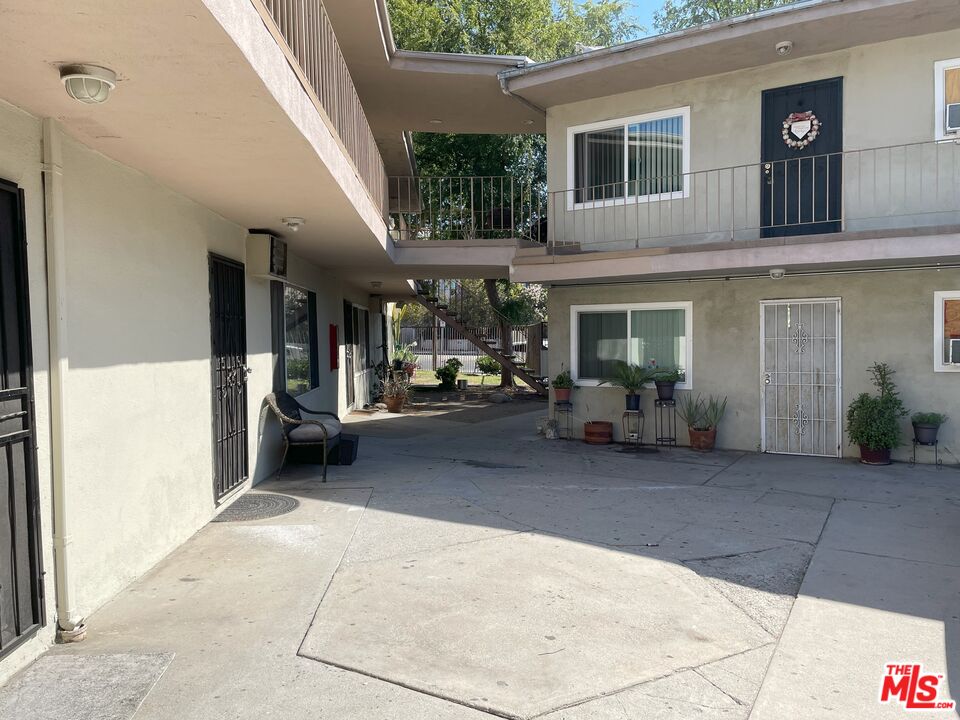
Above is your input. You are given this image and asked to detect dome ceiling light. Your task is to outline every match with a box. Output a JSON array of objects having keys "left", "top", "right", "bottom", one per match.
[{"left": 60, "top": 64, "right": 117, "bottom": 105}]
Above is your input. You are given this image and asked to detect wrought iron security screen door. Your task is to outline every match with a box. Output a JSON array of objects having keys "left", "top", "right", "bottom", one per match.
[
  {"left": 761, "top": 299, "right": 841, "bottom": 457},
  {"left": 209, "top": 255, "right": 249, "bottom": 501},
  {"left": 0, "top": 178, "right": 45, "bottom": 655}
]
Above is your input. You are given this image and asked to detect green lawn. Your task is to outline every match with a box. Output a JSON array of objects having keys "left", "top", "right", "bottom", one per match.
[{"left": 412, "top": 369, "right": 505, "bottom": 387}]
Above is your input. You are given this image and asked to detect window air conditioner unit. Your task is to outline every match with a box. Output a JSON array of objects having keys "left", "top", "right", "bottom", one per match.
[
  {"left": 951, "top": 338, "right": 960, "bottom": 365},
  {"left": 946, "top": 103, "right": 960, "bottom": 133},
  {"left": 247, "top": 233, "right": 288, "bottom": 280}
]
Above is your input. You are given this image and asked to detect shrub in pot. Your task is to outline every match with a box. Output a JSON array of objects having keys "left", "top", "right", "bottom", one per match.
[
  {"left": 911, "top": 412, "right": 947, "bottom": 445},
  {"left": 552, "top": 368, "right": 574, "bottom": 403},
  {"left": 435, "top": 358, "right": 463, "bottom": 391},
  {"left": 655, "top": 367, "right": 685, "bottom": 401},
  {"left": 677, "top": 393, "right": 728, "bottom": 452},
  {"left": 600, "top": 361, "right": 662, "bottom": 411},
  {"left": 382, "top": 375, "right": 410, "bottom": 413},
  {"left": 845, "top": 363, "right": 908, "bottom": 465}
]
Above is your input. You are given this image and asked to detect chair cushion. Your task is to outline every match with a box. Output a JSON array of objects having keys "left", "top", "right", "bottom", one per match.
[
  {"left": 275, "top": 392, "right": 302, "bottom": 422},
  {"left": 287, "top": 418, "right": 342, "bottom": 444}
]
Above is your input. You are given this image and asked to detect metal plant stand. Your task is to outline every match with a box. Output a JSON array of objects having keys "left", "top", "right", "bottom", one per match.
[
  {"left": 621, "top": 410, "right": 645, "bottom": 450},
  {"left": 554, "top": 401, "right": 574, "bottom": 440},
  {"left": 655, "top": 399, "right": 678, "bottom": 448},
  {"left": 910, "top": 439, "right": 942, "bottom": 470}
]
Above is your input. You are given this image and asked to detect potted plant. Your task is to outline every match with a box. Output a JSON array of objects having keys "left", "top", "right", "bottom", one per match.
[
  {"left": 600, "top": 361, "right": 662, "bottom": 411},
  {"left": 382, "top": 375, "right": 410, "bottom": 413},
  {"left": 845, "top": 362, "right": 908, "bottom": 465},
  {"left": 582, "top": 404, "right": 613, "bottom": 445},
  {"left": 677, "top": 393, "right": 728, "bottom": 452},
  {"left": 435, "top": 358, "right": 463, "bottom": 391},
  {"left": 655, "top": 367, "right": 685, "bottom": 401},
  {"left": 552, "top": 368, "right": 574, "bottom": 403},
  {"left": 911, "top": 412, "right": 947, "bottom": 445},
  {"left": 391, "top": 343, "right": 416, "bottom": 373}
]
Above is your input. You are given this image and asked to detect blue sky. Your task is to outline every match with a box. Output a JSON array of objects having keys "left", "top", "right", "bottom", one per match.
[{"left": 623, "top": 0, "right": 661, "bottom": 37}]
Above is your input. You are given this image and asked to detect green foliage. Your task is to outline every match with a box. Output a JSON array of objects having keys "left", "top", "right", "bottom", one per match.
[
  {"left": 552, "top": 368, "right": 574, "bottom": 389},
  {"left": 476, "top": 355, "right": 502, "bottom": 375},
  {"left": 677, "top": 393, "right": 728, "bottom": 430},
  {"left": 656, "top": 366, "right": 685, "bottom": 383},
  {"left": 653, "top": 0, "right": 793, "bottom": 34},
  {"left": 600, "top": 361, "right": 662, "bottom": 394},
  {"left": 911, "top": 412, "right": 947, "bottom": 427},
  {"left": 846, "top": 363, "right": 909, "bottom": 450},
  {"left": 391, "top": 342, "right": 417, "bottom": 364},
  {"left": 435, "top": 358, "right": 464, "bottom": 390}
]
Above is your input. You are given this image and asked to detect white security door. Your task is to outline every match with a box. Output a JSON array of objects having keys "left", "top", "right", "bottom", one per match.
[{"left": 761, "top": 299, "right": 841, "bottom": 457}]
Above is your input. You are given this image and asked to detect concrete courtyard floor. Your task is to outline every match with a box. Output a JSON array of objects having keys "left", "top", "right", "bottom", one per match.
[{"left": 3, "top": 402, "right": 960, "bottom": 719}]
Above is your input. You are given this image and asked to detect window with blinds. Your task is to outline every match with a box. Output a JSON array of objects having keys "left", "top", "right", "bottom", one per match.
[
  {"left": 571, "top": 107, "right": 689, "bottom": 206},
  {"left": 573, "top": 302, "right": 693, "bottom": 384}
]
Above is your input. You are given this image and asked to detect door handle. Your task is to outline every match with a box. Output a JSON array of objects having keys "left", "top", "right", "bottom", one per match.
[
  {"left": 763, "top": 163, "right": 773, "bottom": 186},
  {"left": 764, "top": 373, "right": 772, "bottom": 385}
]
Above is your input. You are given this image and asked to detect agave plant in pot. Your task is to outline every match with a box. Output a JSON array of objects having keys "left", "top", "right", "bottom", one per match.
[
  {"left": 654, "top": 366, "right": 685, "bottom": 401},
  {"left": 846, "top": 363, "right": 908, "bottom": 465},
  {"left": 911, "top": 412, "right": 947, "bottom": 446},
  {"left": 677, "top": 393, "right": 728, "bottom": 452},
  {"left": 600, "top": 361, "right": 662, "bottom": 411}
]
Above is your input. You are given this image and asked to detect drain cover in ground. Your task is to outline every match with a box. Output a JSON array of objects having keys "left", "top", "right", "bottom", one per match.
[{"left": 213, "top": 493, "right": 299, "bottom": 522}]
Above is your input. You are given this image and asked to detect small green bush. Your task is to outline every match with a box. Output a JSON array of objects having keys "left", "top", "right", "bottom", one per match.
[
  {"left": 435, "top": 358, "right": 463, "bottom": 391},
  {"left": 552, "top": 368, "right": 574, "bottom": 389},
  {"left": 911, "top": 412, "right": 947, "bottom": 426},
  {"left": 846, "top": 363, "right": 908, "bottom": 450},
  {"left": 476, "top": 355, "right": 501, "bottom": 375}
]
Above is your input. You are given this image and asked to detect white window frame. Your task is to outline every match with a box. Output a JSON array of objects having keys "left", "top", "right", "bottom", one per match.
[
  {"left": 570, "top": 301, "right": 693, "bottom": 388},
  {"left": 566, "top": 106, "right": 691, "bottom": 211},
  {"left": 934, "top": 58, "right": 960, "bottom": 141},
  {"left": 934, "top": 291, "right": 960, "bottom": 373}
]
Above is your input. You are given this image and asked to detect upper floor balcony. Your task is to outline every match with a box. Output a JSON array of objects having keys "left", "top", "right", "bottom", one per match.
[{"left": 390, "top": 139, "right": 960, "bottom": 281}]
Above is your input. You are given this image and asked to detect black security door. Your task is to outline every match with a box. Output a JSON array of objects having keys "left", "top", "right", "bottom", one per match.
[
  {"left": 209, "top": 255, "right": 249, "bottom": 501},
  {"left": 761, "top": 77, "right": 843, "bottom": 237},
  {"left": 343, "top": 300, "right": 355, "bottom": 408},
  {"left": 0, "top": 178, "right": 45, "bottom": 655}
]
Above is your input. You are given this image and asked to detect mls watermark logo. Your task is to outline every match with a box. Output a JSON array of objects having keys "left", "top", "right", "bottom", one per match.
[{"left": 880, "top": 664, "right": 955, "bottom": 711}]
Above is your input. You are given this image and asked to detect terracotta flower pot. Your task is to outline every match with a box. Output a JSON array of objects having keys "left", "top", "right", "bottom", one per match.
[
  {"left": 584, "top": 421, "right": 613, "bottom": 445},
  {"left": 554, "top": 388, "right": 572, "bottom": 403},
  {"left": 859, "top": 445, "right": 891, "bottom": 465},
  {"left": 384, "top": 396, "right": 405, "bottom": 414},
  {"left": 688, "top": 427, "right": 717, "bottom": 452}
]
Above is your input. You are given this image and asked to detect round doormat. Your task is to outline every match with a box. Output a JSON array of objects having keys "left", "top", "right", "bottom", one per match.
[{"left": 213, "top": 493, "right": 300, "bottom": 522}]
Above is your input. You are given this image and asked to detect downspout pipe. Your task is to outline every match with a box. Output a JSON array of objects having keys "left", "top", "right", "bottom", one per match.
[
  {"left": 498, "top": 71, "right": 546, "bottom": 118},
  {"left": 41, "top": 118, "right": 85, "bottom": 640}
]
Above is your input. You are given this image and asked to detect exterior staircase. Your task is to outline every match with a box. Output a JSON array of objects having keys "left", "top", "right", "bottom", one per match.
[{"left": 415, "top": 281, "right": 547, "bottom": 396}]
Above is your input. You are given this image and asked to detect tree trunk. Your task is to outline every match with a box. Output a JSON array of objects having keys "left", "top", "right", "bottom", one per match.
[{"left": 483, "top": 279, "right": 514, "bottom": 388}]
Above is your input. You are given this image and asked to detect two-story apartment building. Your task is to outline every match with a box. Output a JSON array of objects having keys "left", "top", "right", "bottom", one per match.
[
  {"left": 499, "top": 0, "right": 960, "bottom": 459},
  {"left": 1, "top": 0, "right": 959, "bottom": 687},
  {"left": 0, "top": 0, "right": 536, "bottom": 681}
]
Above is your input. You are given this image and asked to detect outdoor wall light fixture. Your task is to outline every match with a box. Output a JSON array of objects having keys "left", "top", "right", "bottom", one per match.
[
  {"left": 60, "top": 64, "right": 117, "bottom": 104},
  {"left": 775, "top": 41, "right": 794, "bottom": 57},
  {"left": 282, "top": 217, "right": 305, "bottom": 232},
  {"left": 769, "top": 268, "right": 787, "bottom": 280}
]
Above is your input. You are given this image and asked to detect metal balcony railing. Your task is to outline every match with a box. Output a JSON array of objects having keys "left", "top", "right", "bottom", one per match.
[
  {"left": 391, "top": 140, "right": 960, "bottom": 252},
  {"left": 389, "top": 176, "right": 547, "bottom": 244},
  {"left": 259, "top": 0, "right": 388, "bottom": 216},
  {"left": 546, "top": 140, "right": 960, "bottom": 252}
]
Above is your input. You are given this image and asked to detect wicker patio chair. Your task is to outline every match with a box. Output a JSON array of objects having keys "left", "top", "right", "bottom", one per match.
[{"left": 265, "top": 392, "right": 342, "bottom": 481}]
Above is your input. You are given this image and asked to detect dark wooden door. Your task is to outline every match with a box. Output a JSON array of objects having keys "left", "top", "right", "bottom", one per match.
[
  {"left": 343, "top": 300, "right": 355, "bottom": 408},
  {"left": 761, "top": 77, "right": 843, "bottom": 237},
  {"left": 209, "top": 255, "right": 248, "bottom": 501},
  {"left": 0, "top": 179, "right": 45, "bottom": 655}
]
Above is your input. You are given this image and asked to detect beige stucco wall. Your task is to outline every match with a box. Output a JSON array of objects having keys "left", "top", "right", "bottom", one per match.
[
  {"left": 0, "top": 101, "right": 56, "bottom": 683},
  {"left": 546, "top": 29, "right": 960, "bottom": 250},
  {"left": 0, "top": 98, "right": 382, "bottom": 681},
  {"left": 548, "top": 268, "right": 960, "bottom": 463}
]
